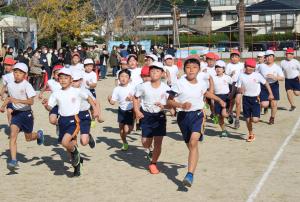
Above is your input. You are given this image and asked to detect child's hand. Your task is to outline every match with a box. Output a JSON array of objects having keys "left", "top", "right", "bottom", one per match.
[
  {"left": 266, "top": 74, "right": 276, "bottom": 80},
  {"left": 126, "top": 95, "right": 133, "bottom": 101},
  {"left": 93, "top": 110, "right": 100, "bottom": 119},
  {"left": 38, "top": 93, "right": 43, "bottom": 100},
  {"left": 97, "top": 116, "right": 105, "bottom": 123},
  {"left": 8, "top": 97, "right": 18, "bottom": 104},
  {"left": 107, "top": 95, "right": 112, "bottom": 102},
  {"left": 42, "top": 98, "right": 48, "bottom": 106},
  {"left": 135, "top": 110, "right": 144, "bottom": 120},
  {"left": 268, "top": 94, "right": 274, "bottom": 101},
  {"left": 154, "top": 102, "right": 164, "bottom": 110},
  {"left": 0, "top": 106, "right": 5, "bottom": 113},
  {"left": 181, "top": 102, "right": 192, "bottom": 110}
]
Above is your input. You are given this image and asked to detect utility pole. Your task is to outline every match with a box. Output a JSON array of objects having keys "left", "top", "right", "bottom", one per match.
[{"left": 237, "top": 0, "right": 245, "bottom": 52}]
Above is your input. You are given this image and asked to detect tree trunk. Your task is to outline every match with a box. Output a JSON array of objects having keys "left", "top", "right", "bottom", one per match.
[
  {"left": 238, "top": 0, "right": 245, "bottom": 52},
  {"left": 25, "top": 15, "right": 31, "bottom": 48},
  {"left": 56, "top": 32, "right": 62, "bottom": 49}
]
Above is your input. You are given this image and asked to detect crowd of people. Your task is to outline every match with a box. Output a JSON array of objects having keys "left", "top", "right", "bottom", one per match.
[{"left": 0, "top": 41, "right": 299, "bottom": 188}]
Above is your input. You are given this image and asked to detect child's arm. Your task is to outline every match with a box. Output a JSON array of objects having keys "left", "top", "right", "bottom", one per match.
[
  {"left": 9, "top": 97, "right": 34, "bottom": 106},
  {"left": 204, "top": 91, "right": 226, "bottom": 108},
  {"left": 208, "top": 75, "right": 214, "bottom": 94},
  {"left": 0, "top": 97, "right": 9, "bottom": 113},
  {"left": 107, "top": 95, "right": 116, "bottom": 105},
  {"left": 133, "top": 96, "right": 144, "bottom": 120},
  {"left": 38, "top": 83, "right": 48, "bottom": 99},
  {"left": 42, "top": 98, "right": 52, "bottom": 111},
  {"left": 166, "top": 70, "right": 171, "bottom": 86},
  {"left": 87, "top": 81, "right": 97, "bottom": 89},
  {"left": 0, "top": 85, "right": 7, "bottom": 100},
  {"left": 94, "top": 99, "right": 104, "bottom": 123},
  {"left": 264, "top": 82, "right": 274, "bottom": 100},
  {"left": 87, "top": 96, "right": 100, "bottom": 118},
  {"left": 167, "top": 94, "right": 191, "bottom": 110}
]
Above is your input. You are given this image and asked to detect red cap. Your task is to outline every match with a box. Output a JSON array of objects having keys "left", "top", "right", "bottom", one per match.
[
  {"left": 244, "top": 58, "right": 256, "bottom": 68},
  {"left": 120, "top": 58, "right": 127, "bottom": 64},
  {"left": 72, "top": 52, "right": 80, "bottom": 58},
  {"left": 53, "top": 64, "right": 64, "bottom": 71},
  {"left": 230, "top": 50, "right": 240, "bottom": 56},
  {"left": 141, "top": 66, "right": 150, "bottom": 77},
  {"left": 205, "top": 52, "right": 216, "bottom": 60},
  {"left": 214, "top": 54, "right": 220, "bottom": 60},
  {"left": 286, "top": 48, "right": 294, "bottom": 54},
  {"left": 3, "top": 57, "right": 16, "bottom": 65},
  {"left": 185, "top": 54, "right": 200, "bottom": 61}
]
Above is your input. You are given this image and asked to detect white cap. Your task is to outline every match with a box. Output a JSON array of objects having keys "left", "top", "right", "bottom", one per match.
[
  {"left": 58, "top": 68, "right": 72, "bottom": 77},
  {"left": 265, "top": 50, "right": 275, "bottom": 56},
  {"left": 149, "top": 61, "right": 165, "bottom": 71},
  {"left": 215, "top": 60, "right": 226, "bottom": 68},
  {"left": 164, "top": 54, "right": 174, "bottom": 60},
  {"left": 146, "top": 53, "right": 158, "bottom": 62},
  {"left": 257, "top": 52, "right": 265, "bottom": 57},
  {"left": 13, "top": 63, "right": 28, "bottom": 73},
  {"left": 83, "top": 58, "right": 94, "bottom": 65},
  {"left": 72, "top": 70, "right": 83, "bottom": 80}
]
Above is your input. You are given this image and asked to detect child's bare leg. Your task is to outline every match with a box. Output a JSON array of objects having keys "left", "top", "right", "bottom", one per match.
[
  {"left": 10, "top": 125, "right": 19, "bottom": 160},
  {"left": 49, "top": 114, "right": 58, "bottom": 125},
  {"left": 7, "top": 108, "right": 12, "bottom": 124}
]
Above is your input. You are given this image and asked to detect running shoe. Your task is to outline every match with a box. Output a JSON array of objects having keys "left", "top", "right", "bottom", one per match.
[
  {"left": 220, "top": 130, "right": 229, "bottom": 138},
  {"left": 71, "top": 146, "right": 81, "bottom": 167},
  {"left": 289, "top": 106, "right": 296, "bottom": 111},
  {"left": 269, "top": 117, "right": 275, "bottom": 125},
  {"left": 212, "top": 115, "right": 219, "bottom": 124},
  {"left": 228, "top": 113, "right": 234, "bottom": 124},
  {"left": 7, "top": 160, "right": 19, "bottom": 169},
  {"left": 246, "top": 134, "right": 256, "bottom": 142},
  {"left": 73, "top": 158, "right": 83, "bottom": 177},
  {"left": 149, "top": 164, "right": 160, "bottom": 174},
  {"left": 88, "top": 134, "right": 96, "bottom": 149},
  {"left": 234, "top": 119, "right": 240, "bottom": 129},
  {"left": 182, "top": 173, "right": 194, "bottom": 187},
  {"left": 37, "top": 129, "right": 44, "bottom": 145},
  {"left": 122, "top": 143, "right": 129, "bottom": 151}
]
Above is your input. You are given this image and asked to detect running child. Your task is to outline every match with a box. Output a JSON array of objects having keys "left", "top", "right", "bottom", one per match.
[
  {"left": 212, "top": 60, "right": 232, "bottom": 137},
  {"left": 236, "top": 59, "right": 274, "bottom": 142},
  {"left": 133, "top": 61, "right": 170, "bottom": 174},
  {"left": 70, "top": 52, "right": 84, "bottom": 73},
  {"left": 128, "top": 54, "right": 143, "bottom": 88},
  {"left": 82, "top": 58, "right": 97, "bottom": 98},
  {"left": 226, "top": 50, "right": 244, "bottom": 128},
  {"left": 164, "top": 54, "right": 179, "bottom": 87},
  {"left": 167, "top": 56, "right": 226, "bottom": 187},
  {"left": 39, "top": 64, "right": 63, "bottom": 125},
  {"left": 43, "top": 68, "right": 99, "bottom": 177},
  {"left": 280, "top": 48, "right": 300, "bottom": 111},
  {"left": 0, "top": 63, "right": 44, "bottom": 169},
  {"left": 258, "top": 50, "right": 284, "bottom": 124},
  {"left": 115, "top": 57, "right": 128, "bottom": 86},
  {"left": 108, "top": 69, "right": 134, "bottom": 151}
]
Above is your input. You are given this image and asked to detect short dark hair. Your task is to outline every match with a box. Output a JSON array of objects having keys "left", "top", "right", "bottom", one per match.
[
  {"left": 118, "top": 69, "right": 131, "bottom": 78},
  {"left": 184, "top": 58, "right": 200, "bottom": 69}
]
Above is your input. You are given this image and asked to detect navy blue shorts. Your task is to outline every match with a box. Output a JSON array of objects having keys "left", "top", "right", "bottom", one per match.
[
  {"left": 89, "top": 89, "right": 96, "bottom": 98},
  {"left": 118, "top": 108, "right": 134, "bottom": 125},
  {"left": 214, "top": 94, "right": 229, "bottom": 115},
  {"left": 49, "top": 105, "right": 59, "bottom": 116},
  {"left": 58, "top": 115, "right": 80, "bottom": 143},
  {"left": 177, "top": 110, "right": 205, "bottom": 143},
  {"left": 140, "top": 110, "right": 166, "bottom": 138},
  {"left": 260, "top": 81, "right": 280, "bottom": 101},
  {"left": 242, "top": 96, "right": 260, "bottom": 118},
  {"left": 11, "top": 110, "right": 34, "bottom": 133},
  {"left": 78, "top": 110, "right": 91, "bottom": 134},
  {"left": 7, "top": 103, "right": 13, "bottom": 110},
  {"left": 285, "top": 77, "right": 300, "bottom": 91},
  {"left": 229, "top": 82, "right": 239, "bottom": 98}
]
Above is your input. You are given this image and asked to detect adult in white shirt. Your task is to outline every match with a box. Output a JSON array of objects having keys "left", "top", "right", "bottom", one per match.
[
  {"left": 236, "top": 59, "right": 274, "bottom": 142},
  {"left": 258, "top": 50, "right": 284, "bottom": 124},
  {"left": 280, "top": 48, "right": 300, "bottom": 111}
]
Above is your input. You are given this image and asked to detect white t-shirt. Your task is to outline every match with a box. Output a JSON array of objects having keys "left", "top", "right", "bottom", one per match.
[
  {"left": 129, "top": 68, "right": 143, "bottom": 88},
  {"left": 225, "top": 62, "right": 244, "bottom": 82},
  {"left": 82, "top": 71, "right": 97, "bottom": 89},
  {"left": 212, "top": 74, "right": 232, "bottom": 94},
  {"left": 47, "top": 79, "right": 61, "bottom": 92},
  {"left": 2, "top": 72, "right": 14, "bottom": 86},
  {"left": 171, "top": 77, "right": 207, "bottom": 112},
  {"left": 48, "top": 87, "right": 89, "bottom": 116},
  {"left": 201, "top": 66, "right": 216, "bottom": 77},
  {"left": 258, "top": 63, "right": 284, "bottom": 84},
  {"left": 7, "top": 80, "right": 36, "bottom": 111},
  {"left": 236, "top": 72, "right": 266, "bottom": 97},
  {"left": 165, "top": 65, "right": 178, "bottom": 86},
  {"left": 111, "top": 84, "right": 135, "bottom": 110},
  {"left": 280, "top": 59, "right": 300, "bottom": 79},
  {"left": 135, "top": 81, "right": 170, "bottom": 113},
  {"left": 80, "top": 88, "right": 95, "bottom": 111},
  {"left": 69, "top": 63, "right": 85, "bottom": 73},
  {"left": 196, "top": 71, "right": 210, "bottom": 90}
]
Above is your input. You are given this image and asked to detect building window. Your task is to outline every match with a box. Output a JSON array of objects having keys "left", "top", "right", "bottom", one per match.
[
  {"left": 259, "top": 14, "right": 266, "bottom": 22},
  {"left": 245, "top": 15, "right": 252, "bottom": 23},
  {"left": 188, "top": 17, "right": 197, "bottom": 25},
  {"left": 226, "top": 14, "right": 237, "bottom": 21},
  {"left": 213, "top": 13, "right": 222, "bottom": 21}
]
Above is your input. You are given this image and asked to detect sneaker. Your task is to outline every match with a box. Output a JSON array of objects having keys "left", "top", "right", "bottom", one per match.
[
  {"left": 149, "top": 163, "right": 160, "bottom": 174},
  {"left": 220, "top": 130, "right": 229, "bottom": 138},
  {"left": 90, "top": 120, "right": 96, "bottom": 128},
  {"left": 73, "top": 158, "right": 83, "bottom": 177},
  {"left": 212, "top": 115, "right": 219, "bottom": 124},
  {"left": 228, "top": 114, "right": 234, "bottom": 124},
  {"left": 88, "top": 134, "right": 96, "bottom": 149},
  {"left": 71, "top": 146, "right": 81, "bottom": 167},
  {"left": 289, "top": 106, "right": 296, "bottom": 111},
  {"left": 37, "top": 129, "right": 44, "bottom": 145},
  {"left": 121, "top": 143, "right": 129, "bottom": 151},
  {"left": 269, "top": 117, "right": 275, "bottom": 125},
  {"left": 146, "top": 150, "right": 153, "bottom": 161},
  {"left": 234, "top": 119, "right": 240, "bottom": 129},
  {"left": 7, "top": 160, "right": 19, "bottom": 169},
  {"left": 246, "top": 134, "right": 256, "bottom": 142},
  {"left": 182, "top": 173, "right": 194, "bottom": 187}
]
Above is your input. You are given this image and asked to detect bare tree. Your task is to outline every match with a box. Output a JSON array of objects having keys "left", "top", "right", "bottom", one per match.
[
  {"left": 237, "top": 0, "right": 245, "bottom": 52},
  {"left": 169, "top": 0, "right": 182, "bottom": 47}
]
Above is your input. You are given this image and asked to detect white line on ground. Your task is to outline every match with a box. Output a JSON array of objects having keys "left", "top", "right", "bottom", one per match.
[{"left": 246, "top": 116, "right": 300, "bottom": 202}]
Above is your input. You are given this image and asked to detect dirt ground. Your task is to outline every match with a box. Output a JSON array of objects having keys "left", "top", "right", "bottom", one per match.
[{"left": 0, "top": 76, "right": 299, "bottom": 202}]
